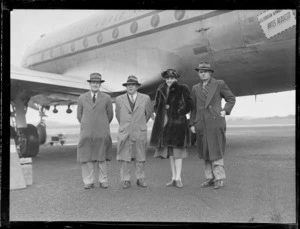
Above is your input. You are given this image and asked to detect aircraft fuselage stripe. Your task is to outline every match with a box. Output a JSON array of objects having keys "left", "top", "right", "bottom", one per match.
[
  {"left": 29, "top": 10, "right": 164, "bottom": 56},
  {"left": 28, "top": 10, "right": 233, "bottom": 68}
]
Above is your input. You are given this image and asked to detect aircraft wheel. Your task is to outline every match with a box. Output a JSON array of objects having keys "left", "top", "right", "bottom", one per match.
[
  {"left": 37, "top": 122, "right": 47, "bottom": 145},
  {"left": 18, "top": 124, "right": 40, "bottom": 158}
]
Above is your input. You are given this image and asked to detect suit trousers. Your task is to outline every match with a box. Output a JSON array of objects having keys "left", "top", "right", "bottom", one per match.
[
  {"left": 204, "top": 158, "right": 226, "bottom": 181},
  {"left": 120, "top": 161, "right": 145, "bottom": 181},
  {"left": 81, "top": 161, "right": 107, "bottom": 185}
]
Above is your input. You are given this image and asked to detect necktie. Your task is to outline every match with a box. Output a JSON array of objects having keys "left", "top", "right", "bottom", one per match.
[
  {"left": 203, "top": 82, "right": 209, "bottom": 98},
  {"left": 130, "top": 95, "right": 135, "bottom": 103},
  {"left": 93, "top": 93, "right": 96, "bottom": 103}
]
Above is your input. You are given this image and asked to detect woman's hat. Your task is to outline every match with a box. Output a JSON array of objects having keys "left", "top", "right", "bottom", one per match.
[
  {"left": 161, "top": 69, "right": 180, "bottom": 78},
  {"left": 195, "top": 62, "right": 214, "bottom": 72},
  {"left": 87, "top": 73, "right": 105, "bottom": 83},
  {"left": 122, "top": 75, "right": 141, "bottom": 86}
]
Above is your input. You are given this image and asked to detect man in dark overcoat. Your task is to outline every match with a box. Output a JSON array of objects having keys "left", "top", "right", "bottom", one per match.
[
  {"left": 189, "top": 62, "right": 235, "bottom": 189},
  {"left": 77, "top": 73, "right": 113, "bottom": 189},
  {"left": 115, "top": 76, "right": 153, "bottom": 189}
]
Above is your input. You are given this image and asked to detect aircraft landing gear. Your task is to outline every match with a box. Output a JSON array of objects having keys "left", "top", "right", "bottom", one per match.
[{"left": 11, "top": 99, "right": 40, "bottom": 158}]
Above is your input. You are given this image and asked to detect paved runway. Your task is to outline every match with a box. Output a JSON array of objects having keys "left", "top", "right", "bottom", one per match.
[{"left": 9, "top": 125, "right": 295, "bottom": 223}]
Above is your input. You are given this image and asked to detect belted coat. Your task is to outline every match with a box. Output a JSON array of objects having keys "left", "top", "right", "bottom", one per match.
[
  {"left": 115, "top": 93, "right": 153, "bottom": 162},
  {"left": 150, "top": 81, "right": 193, "bottom": 149},
  {"left": 77, "top": 91, "right": 113, "bottom": 163},
  {"left": 189, "top": 77, "right": 235, "bottom": 161}
]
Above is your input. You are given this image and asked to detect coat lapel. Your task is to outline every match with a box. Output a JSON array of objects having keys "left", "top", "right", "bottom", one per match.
[
  {"left": 194, "top": 83, "right": 206, "bottom": 102},
  {"left": 133, "top": 93, "right": 142, "bottom": 113},
  {"left": 205, "top": 78, "right": 218, "bottom": 108},
  {"left": 95, "top": 91, "right": 103, "bottom": 107},
  {"left": 122, "top": 94, "right": 132, "bottom": 112},
  {"left": 85, "top": 92, "right": 94, "bottom": 107}
]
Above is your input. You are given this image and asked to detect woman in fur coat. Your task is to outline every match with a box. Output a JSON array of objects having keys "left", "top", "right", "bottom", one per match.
[{"left": 150, "top": 69, "right": 193, "bottom": 188}]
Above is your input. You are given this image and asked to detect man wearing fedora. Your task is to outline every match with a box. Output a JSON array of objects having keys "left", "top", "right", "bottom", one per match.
[
  {"left": 77, "top": 72, "right": 113, "bottom": 189},
  {"left": 189, "top": 62, "right": 235, "bottom": 189},
  {"left": 115, "top": 75, "right": 153, "bottom": 189}
]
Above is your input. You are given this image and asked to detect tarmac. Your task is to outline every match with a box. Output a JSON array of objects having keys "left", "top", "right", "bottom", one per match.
[{"left": 8, "top": 125, "right": 296, "bottom": 224}]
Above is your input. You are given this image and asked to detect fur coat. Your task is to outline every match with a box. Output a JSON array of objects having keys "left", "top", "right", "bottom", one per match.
[{"left": 150, "top": 81, "right": 193, "bottom": 148}]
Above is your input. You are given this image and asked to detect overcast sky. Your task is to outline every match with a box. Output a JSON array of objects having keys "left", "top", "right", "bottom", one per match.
[{"left": 10, "top": 10, "right": 295, "bottom": 125}]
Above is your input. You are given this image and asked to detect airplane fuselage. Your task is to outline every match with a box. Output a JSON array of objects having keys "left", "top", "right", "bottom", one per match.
[{"left": 22, "top": 10, "right": 296, "bottom": 98}]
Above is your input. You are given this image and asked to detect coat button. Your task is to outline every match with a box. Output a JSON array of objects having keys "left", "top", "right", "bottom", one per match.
[{"left": 166, "top": 105, "right": 170, "bottom": 109}]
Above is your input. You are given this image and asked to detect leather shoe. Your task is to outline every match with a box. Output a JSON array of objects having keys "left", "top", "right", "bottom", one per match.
[
  {"left": 200, "top": 179, "right": 214, "bottom": 188},
  {"left": 136, "top": 179, "right": 148, "bottom": 187},
  {"left": 123, "top": 180, "right": 131, "bottom": 189},
  {"left": 84, "top": 184, "right": 94, "bottom": 189},
  {"left": 214, "top": 180, "right": 223, "bottom": 189},
  {"left": 175, "top": 180, "right": 183, "bottom": 188},
  {"left": 100, "top": 182, "right": 108, "bottom": 188},
  {"left": 166, "top": 180, "right": 176, "bottom": 187}
]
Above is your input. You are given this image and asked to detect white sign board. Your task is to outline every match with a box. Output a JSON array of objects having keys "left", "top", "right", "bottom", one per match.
[{"left": 258, "top": 10, "right": 296, "bottom": 39}]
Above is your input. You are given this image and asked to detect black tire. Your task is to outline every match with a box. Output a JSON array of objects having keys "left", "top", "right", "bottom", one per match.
[
  {"left": 37, "top": 122, "right": 47, "bottom": 145},
  {"left": 18, "top": 124, "right": 40, "bottom": 158}
]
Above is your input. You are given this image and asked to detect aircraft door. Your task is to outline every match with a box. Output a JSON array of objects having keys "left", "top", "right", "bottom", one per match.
[{"left": 203, "top": 11, "right": 246, "bottom": 52}]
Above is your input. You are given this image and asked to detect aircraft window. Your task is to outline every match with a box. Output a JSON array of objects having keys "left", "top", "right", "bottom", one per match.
[
  {"left": 97, "top": 33, "right": 103, "bottom": 43},
  {"left": 60, "top": 46, "right": 64, "bottom": 55},
  {"left": 112, "top": 27, "right": 119, "bottom": 39},
  {"left": 151, "top": 14, "right": 160, "bottom": 28},
  {"left": 70, "top": 43, "right": 75, "bottom": 52},
  {"left": 41, "top": 52, "right": 44, "bottom": 60},
  {"left": 83, "top": 37, "right": 89, "bottom": 48},
  {"left": 174, "top": 10, "right": 185, "bottom": 21},
  {"left": 50, "top": 49, "right": 53, "bottom": 57},
  {"left": 130, "top": 21, "right": 138, "bottom": 34}
]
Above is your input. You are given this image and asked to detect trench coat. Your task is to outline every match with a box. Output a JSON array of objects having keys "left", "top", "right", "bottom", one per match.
[
  {"left": 189, "top": 77, "right": 235, "bottom": 161},
  {"left": 150, "top": 81, "right": 193, "bottom": 149},
  {"left": 77, "top": 91, "right": 113, "bottom": 163},
  {"left": 115, "top": 93, "right": 153, "bottom": 162}
]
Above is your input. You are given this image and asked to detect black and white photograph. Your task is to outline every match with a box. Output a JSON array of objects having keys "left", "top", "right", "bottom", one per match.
[{"left": 8, "top": 9, "right": 296, "bottom": 225}]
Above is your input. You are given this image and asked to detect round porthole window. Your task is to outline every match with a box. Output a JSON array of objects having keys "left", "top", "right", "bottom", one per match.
[
  {"left": 83, "top": 37, "right": 89, "bottom": 48},
  {"left": 130, "top": 21, "right": 138, "bottom": 34},
  {"left": 97, "top": 33, "right": 103, "bottom": 43},
  {"left": 112, "top": 27, "right": 119, "bottom": 39},
  {"left": 174, "top": 10, "right": 185, "bottom": 21},
  {"left": 151, "top": 14, "right": 160, "bottom": 28}
]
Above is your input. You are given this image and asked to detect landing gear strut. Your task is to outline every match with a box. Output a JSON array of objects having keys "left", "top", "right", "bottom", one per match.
[{"left": 10, "top": 100, "right": 40, "bottom": 157}]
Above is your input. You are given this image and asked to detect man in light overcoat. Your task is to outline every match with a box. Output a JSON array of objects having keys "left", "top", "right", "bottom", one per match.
[
  {"left": 190, "top": 62, "right": 236, "bottom": 189},
  {"left": 77, "top": 73, "right": 113, "bottom": 189},
  {"left": 115, "top": 75, "right": 153, "bottom": 189}
]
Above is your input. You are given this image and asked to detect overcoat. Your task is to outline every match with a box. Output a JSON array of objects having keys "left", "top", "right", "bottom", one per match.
[
  {"left": 115, "top": 93, "right": 153, "bottom": 162},
  {"left": 77, "top": 91, "right": 113, "bottom": 163},
  {"left": 150, "top": 81, "right": 193, "bottom": 149},
  {"left": 189, "top": 77, "right": 235, "bottom": 161}
]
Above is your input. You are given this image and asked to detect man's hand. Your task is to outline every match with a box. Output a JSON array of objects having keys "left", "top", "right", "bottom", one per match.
[
  {"left": 190, "top": 126, "right": 196, "bottom": 134},
  {"left": 220, "top": 110, "right": 226, "bottom": 117}
]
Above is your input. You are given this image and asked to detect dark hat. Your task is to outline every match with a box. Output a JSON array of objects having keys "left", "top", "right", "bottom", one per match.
[
  {"left": 195, "top": 62, "right": 214, "bottom": 72},
  {"left": 87, "top": 73, "right": 105, "bottom": 83},
  {"left": 122, "top": 75, "right": 141, "bottom": 86},
  {"left": 161, "top": 69, "right": 180, "bottom": 78}
]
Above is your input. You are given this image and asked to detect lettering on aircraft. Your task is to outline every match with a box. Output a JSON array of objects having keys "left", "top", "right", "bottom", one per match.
[{"left": 258, "top": 10, "right": 296, "bottom": 39}]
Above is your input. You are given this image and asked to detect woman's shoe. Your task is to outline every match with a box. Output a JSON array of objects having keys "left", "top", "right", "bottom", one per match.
[
  {"left": 166, "top": 180, "right": 176, "bottom": 187},
  {"left": 175, "top": 180, "right": 183, "bottom": 188}
]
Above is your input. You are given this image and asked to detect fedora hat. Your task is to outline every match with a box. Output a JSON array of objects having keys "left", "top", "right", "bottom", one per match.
[
  {"left": 195, "top": 62, "right": 214, "bottom": 72},
  {"left": 122, "top": 75, "right": 141, "bottom": 86},
  {"left": 87, "top": 73, "right": 105, "bottom": 83},
  {"left": 161, "top": 69, "right": 180, "bottom": 78}
]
